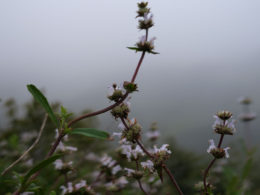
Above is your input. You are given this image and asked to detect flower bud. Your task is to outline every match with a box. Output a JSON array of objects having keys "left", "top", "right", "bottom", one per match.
[
  {"left": 210, "top": 148, "right": 226, "bottom": 159},
  {"left": 123, "top": 81, "right": 138, "bottom": 93},
  {"left": 216, "top": 110, "right": 232, "bottom": 121},
  {"left": 122, "top": 121, "right": 142, "bottom": 142},
  {"left": 132, "top": 170, "right": 144, "bottom": 180},
  {"left": 111, "top": 103, "right": 130, "bottom": 119}
]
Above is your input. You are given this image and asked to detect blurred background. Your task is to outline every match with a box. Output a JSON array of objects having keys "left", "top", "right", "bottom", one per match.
[{"left": 1, "top": 0, "right": 260, "bottom": 153}]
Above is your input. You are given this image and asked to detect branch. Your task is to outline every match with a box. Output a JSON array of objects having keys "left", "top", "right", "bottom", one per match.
[{"left": 1, "top": 114, "right": 48, "bottom": 176}]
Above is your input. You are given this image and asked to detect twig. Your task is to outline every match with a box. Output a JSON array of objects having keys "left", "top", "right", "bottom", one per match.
[
  {"left": 1, "top": 114, "right": 48, "bottom": 176},
  {"left": 162, "top": 165, "right": 184, "bottom": 195},
  {"left": 203, "top": 134, "right": 225, "bottom": 194}
]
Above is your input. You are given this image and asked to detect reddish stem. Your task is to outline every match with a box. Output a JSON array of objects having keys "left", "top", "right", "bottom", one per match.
[
  {"left": 203, "top": 134, "right": 225, "bottom": 194},
  {"left": 162, "top": 165, "right": 184, "bottom": 195}
]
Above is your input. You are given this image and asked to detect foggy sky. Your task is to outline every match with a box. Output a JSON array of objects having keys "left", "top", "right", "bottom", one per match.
[{"left": 1, "top": 0, "right": 260, "bottom": 151}]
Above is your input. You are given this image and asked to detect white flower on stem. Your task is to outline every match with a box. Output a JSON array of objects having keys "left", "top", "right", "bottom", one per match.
[
  {"left": 85, "top": 152, "right": 100, "bottom": 161},
  {"left": 144, "top": 13, "right": 153, "bottom": 23},
  {"left": 153, "top": 144, "right": 171, "bottom": 154},
  {"left": 116, "top": 176, "right": 128, "bottom": 187},
  {"left": 54, "top": 159, "right": 64, "bottom": 170},
  {"left": 207, "top": 139, "right": 216, "bottom": 153},
  {"left": 131, "top": 145, "right": 145, "bottom": 159},
  {"left": 67, "top": 182, "right": 73, "bottom": 193},
  {"left": 100, "top": 154, "right": 116, "bottom": 168},
  {"left": 149, "top": 37, "right": 156, "bottom": 47},
  {"left": 227, "top": 120, "right": 236, "bottom": 133},
  {"left": 124, "top": 168, "right": 135, "bottom": 177},
  {"left": 60, "top": 186, "right": 67, "bottom": 195},
  {"left": 146, "top": 131, "right": 160, "bottom": 140},
  {"left": 112, "top": 165, "right": 122, "bottom": 175},
  {"left": 141, "top": 160, "right": 154, "bottom": 172},
  {"left": 75, "top": 180, "right": 87, "bottom": 190},
  {"left": 224, "top": 147, "right": 231, "bottom": 158},
  {"left": 118, "top": 122, "right": 125, "bottom": 131},
  {"left": 139, "top": 35, "right": 146, "bottom": 45},
  {"left": 119, "top": 144, "right": 132, "bottom": 160}
]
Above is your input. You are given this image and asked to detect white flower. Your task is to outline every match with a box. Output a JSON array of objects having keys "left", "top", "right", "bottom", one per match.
[
  {"left": 118, "top": 122, "right": 125, "bottom": 131},
  {"left": 207, "top": 139, "right": 216, "bottom": 153},
  {"left": 131, "top": 145, "right": 145, "bottom": 159},
  {"left": 141, "top": 160, "right": 154, "bottom": 172},
  {"left": 85, "top": 152, "right": 100, "bottom": 161},
  {"left": 119, "top": 144, "right": 132, "bottom": 160},
  {"left": 224, "top": 147, "right": 231, "bottom": 158},
  {"left": 227, "top": 120, "right": 236, "bottom": 133},
  {"left": 112, "top": 165, "right": 122, "bottom": 175},
  {"left": 146, "top": 131, "right": 160, "bottom": 139},
  {"left": 153, "top": 144, "right": 171, "bottom": 154},
  {"left": 149, "top": 37, "right": 156, "bottom": 47},
  {"left": 67, "top": 182, "right": 73, "bottom": 193},
  {"left": 60, "top": 185, "right": 67, "bottom": 195},
  {"left": 100, "top": 154, "right": 116, "bottom": 168},
  {"left": 124, "top": 168, "right": 135, "bottom": 177},
  {"left": 144, "top": 13, "right": 153, "bottom": 23},
  {"left": 107, "top": 86, "right": 115, "bottom": 97},
  {"left": 54, "top": 159, "right": 64, "bottom": 170},
  {"left": 116, "top": 176, "right": 128, "bottom": 187},
  {"left": 75, "top": 180, "right": 86, "bottom": 190},
  {"left": 57, "top": 141, "right": 77, "bottom": 152},
  {"left": 139, "top": 35, "right": 146, "bottom": 45}
]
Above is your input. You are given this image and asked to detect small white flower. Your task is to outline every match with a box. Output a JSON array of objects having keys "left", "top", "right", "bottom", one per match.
[
  {"left": 227, "top": 120, "right": 236, "bottom": 133},
  {"left": 124, "top": 168, "right": 135, "bottom": 176},
  {"left": 100, "top": 154, "right": 116, "bottom": 167},
  {"left": 153, "top": 144, "right": 171, "bottom": 154},
  {"left": 131, "top": 145, "right": 145, "bottom": 159},
  {"left": 119, "top": 144, "right": 132, "bottom": 160},
  {"left": 54, "top": 159, "right": 64, "bottom": 170},
  {"left": 139, "top": 35, "right": 146, "bottom": 45},
  {"left": 107, "top": 86, "right": 115, "bottom": 97},
  {"left": 207, "top": 139, "right": 216, "bottom": 153},
  {"left": 116, "top": 176, "right": 128, "bottom": 187},
  {"left": 224, "top": 147, "right": 231, "bottom": 158},
  {"left": 141, "top": 160, "right": 154, "bottom": 172},
  {"left": 112, "top": 165, "right": 122, "bottom": 175},
  {"left": 75, "top": 180, "right": 86, "bottom": 190},
  {"left": 149, "top": 37, "right": 156, "bottom": 47},
  {"left": 144, "top": 13, "right": 153, "bottom": 23},
  {"left": 85, "top": 152, "right": 100, "bottom": 161},
  {"left": 118, "top": 123, "right": 125, "bottom": 131},
  {"left": 60, "top": 185, "right": 67, "bottom": 195},
  {"left": 68, "top": 182, "right": 73, "bottom": 193},
  {"left": 65, "top": 146, "right": 78, "bottom": 152},
  {"left": 146, "top": 131, "right": 160, "bottom": 140}
]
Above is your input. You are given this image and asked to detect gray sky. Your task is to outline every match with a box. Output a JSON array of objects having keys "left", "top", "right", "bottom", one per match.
[{"left": 1, "top": 0, "right": 260, "bottom": 151}]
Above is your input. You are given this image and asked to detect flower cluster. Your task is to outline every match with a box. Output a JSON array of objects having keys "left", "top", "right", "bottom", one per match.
[
  {"left": 128, "top": 2, "right": 158, "bottom": 54},
  {"left": 207, "top": 139, "right": 230, "bottom": 159},
  {"left": 238, "top": 97, "right": 256, "bottom": 122},
  {"left": 213, "top": 111, "right": 236, "bottom": 135},
  {"left": 146, "top": 122, "right": 160, "bottom": 142}
]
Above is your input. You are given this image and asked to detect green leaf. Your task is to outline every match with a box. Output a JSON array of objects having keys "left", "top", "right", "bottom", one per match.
[
  {"left": 69, "top": 128, "right": 110, "bottom": 140},
  {"left": 27, "top": 84, "right": 59, "bottom": 127},
  {"left": 127, "top": 47, "right": 142, "bottom": 52},
  {"left": 22, "top": 154, "right": 62, "bottom": 187}
]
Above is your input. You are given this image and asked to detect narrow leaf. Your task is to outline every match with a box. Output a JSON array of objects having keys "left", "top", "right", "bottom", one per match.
[
  {"left": 27, "top": 84, "right": 59, "bottom": 127},
  {"left": 69, "top": 128, "right": 110, "bottom": 140},
  {"left": 22, "top": 154, "right": 62, "bottom": 187}
]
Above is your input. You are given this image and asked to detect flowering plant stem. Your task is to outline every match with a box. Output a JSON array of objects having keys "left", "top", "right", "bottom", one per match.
[
  {"left": 13, "top": 29, "right": 149, "bottom": 195},
  {"left": 120, "top": 117, "right": 184, "bottom": 195},
  {"left": 135, "top": 159, "right": 149, "bottom": 195},
  {"left": 203, "top": 134, "right": 225, "bottom": 194}
]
